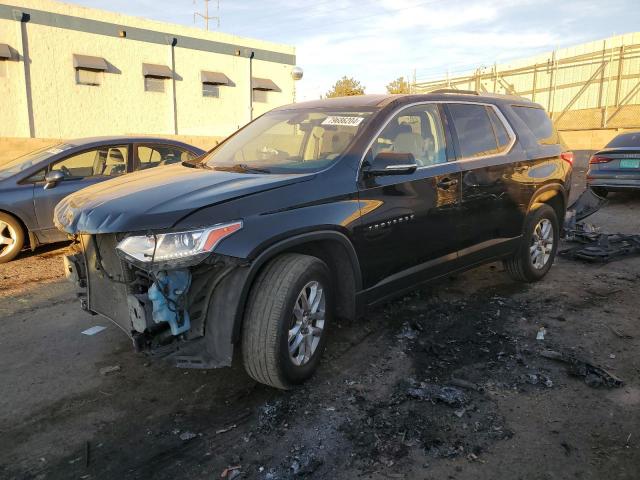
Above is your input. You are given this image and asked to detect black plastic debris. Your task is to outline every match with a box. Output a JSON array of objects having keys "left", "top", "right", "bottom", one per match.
[
  {"left": 407, "top": 382, "right": 467, "bottom": 406},
  {"left": 560, "top": 231, "right": 640, "bottom": 263},
  {"left": 540, "top": 349, "right": 624, "bottom": 388},
  {"left": 562, "top": 189, "right": 640, "bottom": 262}
]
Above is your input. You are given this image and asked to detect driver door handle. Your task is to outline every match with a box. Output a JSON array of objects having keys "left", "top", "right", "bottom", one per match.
[{"left": 437, "top": 178, "right": 458, "bottom": 189}]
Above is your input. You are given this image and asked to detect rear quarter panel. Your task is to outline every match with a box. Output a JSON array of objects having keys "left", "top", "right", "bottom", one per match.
[{"left": 501, "top": 103, "right": 569, "bottom": 208}]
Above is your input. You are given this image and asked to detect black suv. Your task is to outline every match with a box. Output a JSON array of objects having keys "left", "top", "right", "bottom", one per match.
[{"left": 57, "top": 92, "right": 572, "bottom": 389}]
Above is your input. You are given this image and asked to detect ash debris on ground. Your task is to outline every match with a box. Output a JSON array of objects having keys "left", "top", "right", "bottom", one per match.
[
  {"left": 258, "top": 400, "right": 298, "bottom": 434},
  {"left": 253, "top": 289, "right": 568, "bottom": 476},
  {"left": 334, "top": 293, "right": 531, "bottom": 470},
  {"left": 233, "top": 288, "right": 612, "bottom": 478},
  {"left": 259, "top": 447, "right": 324, "bottom": 479}
]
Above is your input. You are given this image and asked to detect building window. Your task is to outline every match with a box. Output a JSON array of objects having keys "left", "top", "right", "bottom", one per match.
[
  {"left": 145, "top": 76, "right": 165, "bottom": 93},
  {"left": 202, "top": 83, "right": 220, "bottom": 98},
  {"left": 253, "top": 89, "right": 268, "bottom": 103},
  {"left": 76, "top": 69, "right": 101, "bottom": 86}
]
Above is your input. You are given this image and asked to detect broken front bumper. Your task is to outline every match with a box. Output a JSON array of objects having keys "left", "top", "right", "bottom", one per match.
[{"left": 64, "top": 234, "right": 247, "bottom": 368}]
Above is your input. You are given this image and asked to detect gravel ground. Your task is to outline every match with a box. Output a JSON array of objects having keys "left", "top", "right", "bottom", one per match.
[{"left": 1, "top": 154, "right": 639, "bottom": 480}]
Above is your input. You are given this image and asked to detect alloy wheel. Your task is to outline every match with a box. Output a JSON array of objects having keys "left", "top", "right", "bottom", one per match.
[
  {"left": 0, "top": 220, "right": 17, "bottom": 258},
  {"left": 288, "top": 280, "right": 326, "bottom": 366},
  {"left": 530, "top": 218, "right": 554, "bottom": 270}
]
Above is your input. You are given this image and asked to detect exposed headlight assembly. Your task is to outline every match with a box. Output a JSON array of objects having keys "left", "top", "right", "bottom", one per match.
[{"left": 116, "top": 221, "right": 242, "bottom": 268}]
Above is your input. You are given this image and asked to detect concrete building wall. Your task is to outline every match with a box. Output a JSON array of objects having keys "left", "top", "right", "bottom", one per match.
[
  {"left": 0, "top": 0, "right": 297, "bottom": 142},
  {"left": 0, "top": 16, "right": 30, "bottom": 137}
]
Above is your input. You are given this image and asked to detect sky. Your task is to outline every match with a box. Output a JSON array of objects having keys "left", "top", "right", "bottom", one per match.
[{"left": 72, "top": 0, "right": 639, "bottom": 101}]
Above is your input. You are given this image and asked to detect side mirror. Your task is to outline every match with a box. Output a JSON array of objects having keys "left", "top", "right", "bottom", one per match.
[
  {"left": 365, "top": 152, "right": 418, "bottom": 176},
  {"left": 44, "top": 170, "right": 65, "bottom": 190}
]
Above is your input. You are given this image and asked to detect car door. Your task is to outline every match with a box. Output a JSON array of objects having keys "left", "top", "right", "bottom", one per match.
[
  {"left": 32, "top": 144, "right": 131, "bottom": 242},
  {"left": 445, "top": 102, "right": 529, "bottom": 265},
  {"left": 354, "top": 103, "right": 462, "bottom": 300},
  {"left": 134, "top": 144, "right": 197, "bottom": 171}
]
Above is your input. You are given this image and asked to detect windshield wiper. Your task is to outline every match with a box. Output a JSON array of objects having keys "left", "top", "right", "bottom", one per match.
[
  {"left": 182, "top": 159, "right": 210, "bottom": 169},
  {"left": 236, "top": 163, "right": 271, "bottom": 173},
  {"left": 215, "top": 163, "right": 271, "bottom": 174}
]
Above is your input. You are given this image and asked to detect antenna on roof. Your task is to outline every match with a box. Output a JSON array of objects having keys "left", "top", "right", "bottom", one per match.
[{"left": 194, "top": 0, "right": 220, "bottom": 31}]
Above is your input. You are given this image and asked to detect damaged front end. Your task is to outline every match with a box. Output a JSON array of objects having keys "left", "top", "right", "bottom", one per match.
[{"left": 63, "top": 223, "right": 247, "bottom": 369}]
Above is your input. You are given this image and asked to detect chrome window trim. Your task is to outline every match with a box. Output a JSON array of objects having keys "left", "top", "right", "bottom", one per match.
[
  {"left": 385, "top": 164, "right": 417, "bottom": 170},
  {"left": 357, "top": 100, "right": 517, "bottom": 179}
]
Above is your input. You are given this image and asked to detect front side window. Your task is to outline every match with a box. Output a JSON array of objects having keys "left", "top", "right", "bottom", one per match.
[
  {"left": 204, "top": 109, "right": 374, "bottom": 174},
  {"left": 372, "top": 104, "right": 447, "bottom": 166},
  {"left": 137, "top": 145, "right": 195, "bottom": 170},
  {"left": 51, "top": 146, "right": 128, "bottom": 178},
  {"left": 448, "top": 104, "right": 511, "bottom": 159}
]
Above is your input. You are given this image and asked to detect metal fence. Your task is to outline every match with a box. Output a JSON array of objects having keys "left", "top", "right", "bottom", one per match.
[{"left": 414, "top": 38, "right": 640, "bottom": 132}]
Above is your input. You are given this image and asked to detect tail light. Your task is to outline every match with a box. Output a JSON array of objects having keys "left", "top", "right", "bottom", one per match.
[
  {"left": 589, "top": 155, "right": 613, "bottom": 164},
  {"left": 560, "top": 152, "right": 574, "bottom": 165}
]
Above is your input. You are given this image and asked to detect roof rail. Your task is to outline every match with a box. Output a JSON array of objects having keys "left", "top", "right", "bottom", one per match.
[{"left": 430, "top": 88, "right": 479, "bottom": 95}]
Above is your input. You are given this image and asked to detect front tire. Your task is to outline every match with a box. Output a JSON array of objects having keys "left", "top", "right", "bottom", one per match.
[
  {"left": 0, "top": 213, "right": 25, "bottom": 264},
  {"left": 503, "top": 204, "right": 559, "bottom": 282},
  {"left": 241, "top": 253, "right": 331, "bottom": 390}
]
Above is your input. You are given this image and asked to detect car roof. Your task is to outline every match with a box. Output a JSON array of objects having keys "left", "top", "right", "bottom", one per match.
[
  {"left": 274, "top": 92, "right": 540, "bottom": 111},
  {"left": 62, "top": 136, "right": 202, "bottom": 150}
]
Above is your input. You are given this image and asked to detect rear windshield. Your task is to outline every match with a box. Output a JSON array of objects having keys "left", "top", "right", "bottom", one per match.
[
  {"left": 605, "top": 132, "right": 640, "bottom": 148},
  {"left": 204, "top": 109, "right": 374, "bottom": 174},
  {"left": 511, "top": 106, "right": 558, "bottom": 145}
]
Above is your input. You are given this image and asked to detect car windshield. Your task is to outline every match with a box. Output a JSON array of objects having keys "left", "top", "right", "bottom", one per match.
[
  {"left": 0, "top": 143, "right": 74, "bottom": 180},
  {"left": 204, "top": 109, "right": 374, "bottom": 174},
  {"left": 605, "top": 132, "right": 640, "bottom": 148}
]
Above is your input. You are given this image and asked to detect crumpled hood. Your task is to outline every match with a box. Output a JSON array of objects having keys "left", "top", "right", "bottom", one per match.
[{"left": 54, "top": 163, "right": 312, "bottom": 234}]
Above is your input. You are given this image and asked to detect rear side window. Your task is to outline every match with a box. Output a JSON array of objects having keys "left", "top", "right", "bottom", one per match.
[
  {"left": 512, "top": 106, "right": 558, "bottom": 145},
  {"left": 605, "top": 132, "right": 640, "bottom": 148},
  {"left": 448, "top": 104, "right": 509, "bottom": 159},
  {"left": 137, "top": 145, "right": 195, "bottom": 170},
  {"left": 486, "top": 107, "right": 510, "bottom": 148}
]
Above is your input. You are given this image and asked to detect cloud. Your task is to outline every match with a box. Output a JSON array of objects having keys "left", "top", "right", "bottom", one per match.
[
  {"left": 290, "top": 0, "right": 554, "bottom": 98},
  {"left": 69, "top": 0, "right": 636, "bottom": 100}
]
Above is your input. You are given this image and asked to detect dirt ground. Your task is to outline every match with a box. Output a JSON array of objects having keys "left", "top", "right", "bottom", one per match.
[{"left": 1, "top": 155, "right": 639, "bottom": 480}]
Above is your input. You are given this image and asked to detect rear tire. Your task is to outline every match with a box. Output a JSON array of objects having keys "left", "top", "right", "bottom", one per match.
[
  {"left": 0, "top": 213, "right": 25, "bottom": 264},
  {"left": 590, "top": 186, "right": 609, "bottom": 198},
  {"left": 503, "top": 204, "right": 559, "bottom": 283},
  {"left": 241, "top": 253, "right": 332, "bottom": 390}
]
